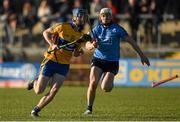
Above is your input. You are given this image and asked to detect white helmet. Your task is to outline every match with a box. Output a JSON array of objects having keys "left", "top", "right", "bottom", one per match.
[{"left": 100, "top": 8, "right": 112, "bottom": 16}]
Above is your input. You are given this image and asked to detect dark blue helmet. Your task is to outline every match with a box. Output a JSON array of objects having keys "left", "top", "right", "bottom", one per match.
[
  {"left": 72, "top": 8, "right": 88, "bottom": 31},
  {"left": 72, "top": 8, "right": 86, "bottom": 17}
]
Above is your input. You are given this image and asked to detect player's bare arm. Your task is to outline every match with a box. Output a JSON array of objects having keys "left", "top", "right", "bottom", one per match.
[
  {"left": 43, "top": 28, "right": 54, "bottom": 46},
  {"left": 125, "top": 36, "right": 150, "bottom": 66},
  {"left": 43, "top": 28, "right": 58, "bottom": 50}
]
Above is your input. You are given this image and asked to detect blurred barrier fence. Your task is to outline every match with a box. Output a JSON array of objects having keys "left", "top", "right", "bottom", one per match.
[
  {"left": 0, "top": 59, "right": 180, "bottom": 88},
  {"left": 0, "top": 63, "right": 39, "bottom": 88}
]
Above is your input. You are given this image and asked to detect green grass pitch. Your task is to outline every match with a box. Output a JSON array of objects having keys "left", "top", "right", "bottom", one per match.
[{"left": 0, "top": 87, "right": 180, "bottom": 121}]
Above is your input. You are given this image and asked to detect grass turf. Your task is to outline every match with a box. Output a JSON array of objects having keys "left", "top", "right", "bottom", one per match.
[{"left": 0, "top": 86, "right": 180, "bottom": 121}]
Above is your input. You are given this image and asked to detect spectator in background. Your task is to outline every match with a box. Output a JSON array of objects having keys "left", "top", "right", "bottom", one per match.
[
  {"left": 164, "top": 0, "right": 179, "bottom": 19},
  {"left": 0, "top": 0, "right": 16, "bottom": 45},
  {"left": 73, "top": 0, "right": 83, "bottom": 9},
  {"left": 7, "top": 13, "right": 17, "bottom": 32},
  {"left": 2, "top": 47, "right": 14, "bottom": 62},
  {"left": 21, "top": 1, "right": 37, "bottom": 32},
  {"left": 55, "top": 0, "right": 70, "bottom": 22},
  {"left": 140, "top": 0, "right": 157, "bottom": 46},
  {"left": 155, "top": 0, "right": 164, "bottom": 22},
  {"left": 5, "top": 13, "right": 18, "bottom": 45},
  {"left": 105, "top": 0, "right": 118, "bottom": 21},
  {"left": 0, "top": 0, "right": 14, "bottom": 22},
  {"left": 37, "top": 0, "right": 52, "bottom": 29},
  {"left": 90, "top": 0, "right": 104, "bottom": 26},
  {"left": 124, "top": 0, "right": 140, "bottom": 41},
  {"left": 90, "top": 0, "right": 104, "bottom": 18},
  {"left": 116, "top": 0, "right": 127, "bottom": 14}
]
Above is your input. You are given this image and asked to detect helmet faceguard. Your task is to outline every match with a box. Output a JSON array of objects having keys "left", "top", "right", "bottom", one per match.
[
  {"left": 72, "top": 8, "right": 87, "bottom": 26},
  {"left": 99, "top": 8, "right": 113, "bottom": 26}
]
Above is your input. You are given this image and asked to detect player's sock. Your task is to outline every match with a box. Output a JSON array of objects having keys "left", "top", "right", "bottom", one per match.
[
  {"left": 33, "top": 106, "right": 41, "bottom": 113},
  {"left": 84, "top": 106, "right": 92, "bottom": 115},
  {"left": 31, "top": 106, "right": 41, "bottom": 117},
  {"left": 87, "top": 105, "right": 92, "bottom": 112}
]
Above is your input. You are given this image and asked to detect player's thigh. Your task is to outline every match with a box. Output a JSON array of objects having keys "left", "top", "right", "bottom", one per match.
[
  {"left": 101, "top": 72, "right": 115, "bottom": 91},
  {"left": 36, "top": 75, "right": 51, "bottom": 92},
  {"left": 90, "top": 66, "right": 103, "bottom": 84},
  {"left": 50, "top": 73, "right": 66, "bottom": 92}
]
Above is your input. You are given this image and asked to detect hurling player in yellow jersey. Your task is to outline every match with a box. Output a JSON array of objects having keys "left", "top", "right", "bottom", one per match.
[{"left": 27, "top": 8, "right": 90, "bottom": 117}]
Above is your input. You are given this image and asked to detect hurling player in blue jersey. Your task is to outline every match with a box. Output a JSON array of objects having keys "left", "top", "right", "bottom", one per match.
[{"left": 84, "top": 8, "right": 150, "bottom": 114}]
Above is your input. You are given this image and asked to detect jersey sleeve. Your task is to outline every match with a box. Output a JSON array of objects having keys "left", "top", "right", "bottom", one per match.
[
  {"left": 119, "top": 26, "right": 128, "bottom": 39},
  {"left": 50, "top": 23, "right": 63, "bottom": 34}
]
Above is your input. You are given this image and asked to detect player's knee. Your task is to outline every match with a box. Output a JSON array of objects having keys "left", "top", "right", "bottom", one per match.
[
  {"left": 34, "top": 88, "right": 44, "bottom": 95},
  {"left": 103, "top": 87, "right": 112, "bottom": 92},
  {"left": 101, "top": 85, "right": 113, "bottom": 92}
]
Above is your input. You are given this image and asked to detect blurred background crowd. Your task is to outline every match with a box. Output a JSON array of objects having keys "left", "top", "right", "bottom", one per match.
[{"left": 0, "top": 0, "right": 180, "bottom": 63}]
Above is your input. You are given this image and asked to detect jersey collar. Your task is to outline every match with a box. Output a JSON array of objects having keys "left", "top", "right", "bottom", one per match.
[{"left": 70, "top": 20, "right": 83, "bottom": 32}]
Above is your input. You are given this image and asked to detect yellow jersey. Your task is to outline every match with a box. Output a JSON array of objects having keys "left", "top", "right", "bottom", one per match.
[{"left": 44, "top": 22, "right": 84, "bottom": 64}]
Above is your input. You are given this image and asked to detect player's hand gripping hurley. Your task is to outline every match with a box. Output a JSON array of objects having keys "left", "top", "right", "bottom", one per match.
[{"left": 47, "top": 34, "right": 92, "bottom": 53}]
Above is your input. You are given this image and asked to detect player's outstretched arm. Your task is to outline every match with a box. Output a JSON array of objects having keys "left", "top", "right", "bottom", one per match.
[{"left": 125, "top": 36, "right": 150, "bottom": 66}]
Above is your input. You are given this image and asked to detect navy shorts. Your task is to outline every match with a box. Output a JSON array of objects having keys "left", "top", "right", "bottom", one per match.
[
  {"left": 91, "top": 57, "right": 119, "bottom": 75},
  {"left": 39, "top": 59, "right": 70, "bottom": 77}
]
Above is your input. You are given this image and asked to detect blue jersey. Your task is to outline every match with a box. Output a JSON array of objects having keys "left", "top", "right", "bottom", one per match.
[{"left": 92, "top": 23, "right": 128, "bottom": 61}]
